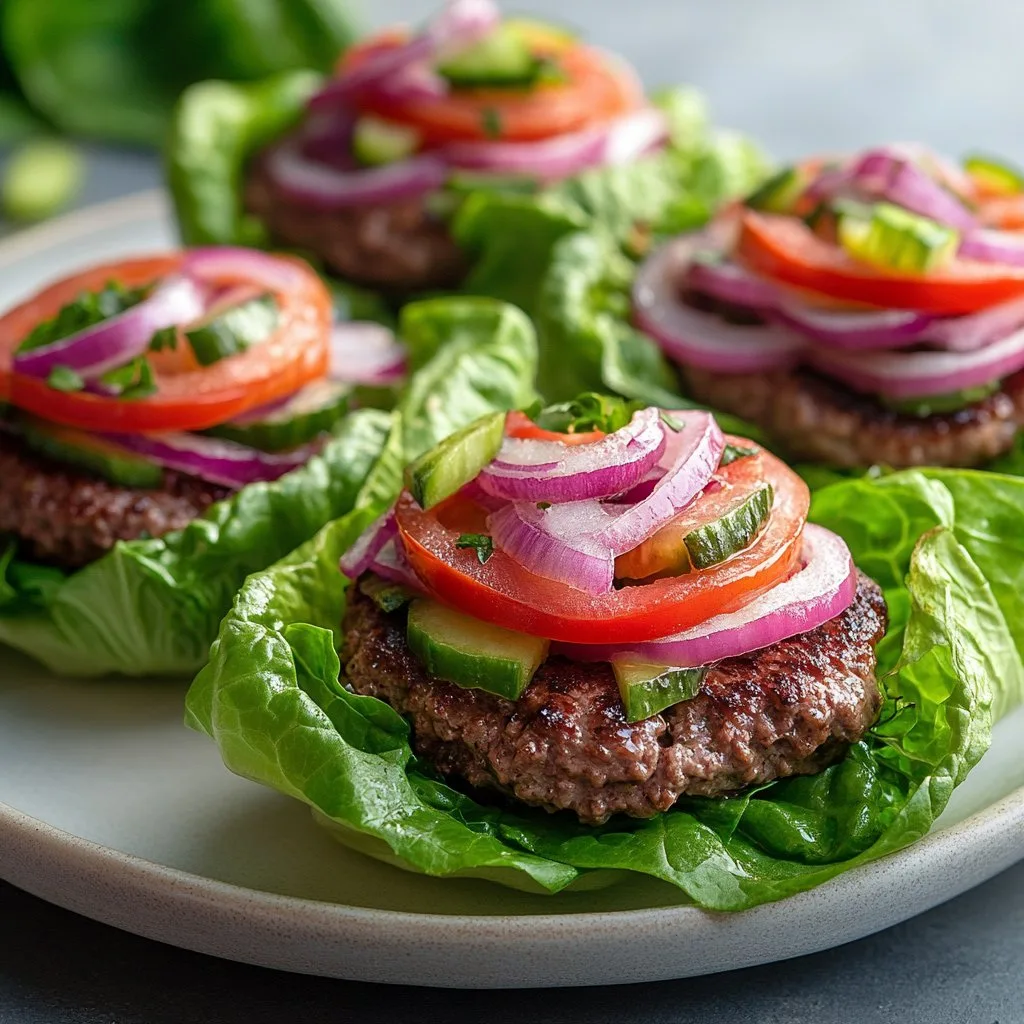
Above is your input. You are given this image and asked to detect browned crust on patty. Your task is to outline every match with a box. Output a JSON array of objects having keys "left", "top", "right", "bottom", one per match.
[
  {"left": 343, "top": 573, "right": 887, "bottom": 824},
  {"left": 683, "top": 365, "right": 1024, "bottom": 468},
  {"left": 244, "top": 157, "right": 467, "bottom": 293},
  {"left": 0, "top": 433, "right": 229, "bottom": 569}
]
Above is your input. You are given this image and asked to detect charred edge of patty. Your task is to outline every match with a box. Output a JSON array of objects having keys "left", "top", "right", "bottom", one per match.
[
  {"left": 243, "top": 155, "right": 469, "bottom": 294},
  {"left": 683, "top": 365, "right": 1024, "bottom": 468},
  {"left": 0, "top": 432, "right": 229, "bottom": 570},
  {"left": 342, "top": 573, "right": 888, "bottom": 824}
]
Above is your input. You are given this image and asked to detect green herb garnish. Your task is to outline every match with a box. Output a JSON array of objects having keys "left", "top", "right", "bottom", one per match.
[
  {"left": 46, "top": 365, "right": 85, "bottom": 392},
  {"left": 720, "top": 442, "right": 759, "bottom": 467},
  {"left": 99, "top": 357, "right": 157, "bottom": 401},
  {"left": 148, "top": 325, "right": 178, "bottom": 352},
  {"left": 456, "top": 533, "right": 494, "bottom": 564},
  {"left": 530, "top": 392, "right": 644, "bottom": 435},
  {"left": 19, "top": 281, "right": 148, "bottom": 355},
  {"left": 660, "top": 411, "right": 685, "bottom": 432},
  {"left": 481, "top": 107, "right": 503, "bottom": 138}
]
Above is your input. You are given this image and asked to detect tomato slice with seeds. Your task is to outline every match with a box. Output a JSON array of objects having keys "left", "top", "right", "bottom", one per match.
[
  {"left": 396, "top": 443, "right": 808, "bottom": 644},
  {"left": 0, "top": 253, "right": 330, "bottom": 433},
  {"left": 737, "top": 209, "right": 1024, "bottom": 315}
]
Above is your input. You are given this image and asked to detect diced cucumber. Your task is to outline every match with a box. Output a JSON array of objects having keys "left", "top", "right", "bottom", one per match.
[
  {"left": 684, "top": 483, "right": 773, "bottom": 570},
  {"left": 745, "top": 166, "right": 808, "bottom": 215},
  {"left": 838, "top": 202, "right": 959, "bottom": 274},
  {"left": 205, "top": 379, "right": 352, "bottom": 452},
  {"left": 880, "top": 381, "right": 1000, "bottom": 417},
  {"left": 964, "top": 154, "right": 1024, "bottom": 196},
  {"left": 359, "top": 574, "right": 416, "bottom": 614},
  {"left": 612, "top": 661, "right": 706, "bottom": 722},
  {"left": 185, "top": 293, "right": 279, "bottom": 367},
  {"left": 21, "top": 417, "right": 163, "bottom": 488},
  {"left": 406, "top": 598, "right": 549, "bottom": 700},
  {"left": 438, "top": 25, "right": 543, "bottom": 89},
  {"left": 404, "top": 411, "right": 505, "bottom": 509},
  {"left": 352, "top": 116, "right": 422, "bottom": 167}
]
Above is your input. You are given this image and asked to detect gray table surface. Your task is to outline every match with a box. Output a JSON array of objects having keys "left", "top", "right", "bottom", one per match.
[{"left": 4, "top": 1, "right": 1024, "bottom": 1020}]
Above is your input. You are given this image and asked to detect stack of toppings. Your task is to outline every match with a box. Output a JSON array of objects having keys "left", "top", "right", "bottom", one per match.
[
  {"left": 262, "top": 0, "right": 666, "bottom": 211},
  {"left": 635, "top": 144, "right": 1024, "bottom": 443},
  {"left": 342, "top": 400, "right": 859, "bottom": 723}
]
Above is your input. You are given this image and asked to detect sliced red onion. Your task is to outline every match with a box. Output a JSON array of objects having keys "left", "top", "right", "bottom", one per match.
[
  {"left": 633, "top": 235, "right": 804, "bottom": 372},
  {"left": 925, "top": 293, "right": 1024, "bottom": 352},
  {"left": 488, "top": 502, "right": 617, "bottom": 596},
  {"left": 98, "top": 432, "right": 311, "bottom": 489},
  {"left": 477, "top": 407, "right": 666, "bottom": 502},
  {"left": 264, "top": 138, "right": 448, "bottom": 208},
  {"left": 330, "top": 322, "right": 407, "bottom": 386},
  {"left": 340, "top": 508, "right": 397, "bottom": 579},
  {"left": 182, "top": 246, "right": 307, "bottom": 290},
  {"left": 554, "top": 524, "right": 855, "bottom": 667},
  {"left": 13, "top": 277, "right": 206, "bottom": 381},
  {"left": 442, "top": 108, "right": 669, "bottom": 183},
  {"left": 307, "top": 0, "right": 499, "bottom": 112},
  {"left": 959, "top": 228, "right": 1024, "bottom": 267},
  {"left": 685, "top": 258, "right": 781, "bottom": 311},
  {"left": 369, "top": 537, "right": 427, "bottom": 593},
  {"left": 806, "top": 325, "right": 1024, "bottom": 399},
  {"left": 373, "top": 63, "right": 449, "bottom": 104},
  {"left": 767, "top": 304, "right": 935, "bottom": 351},
  {"left": 298, "top": 111, "right": 357, "bottom": 170}
]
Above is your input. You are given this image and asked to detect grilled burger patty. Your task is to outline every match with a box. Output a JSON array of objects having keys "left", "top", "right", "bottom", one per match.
[
  {"left": 343, "top": 572, "right": 887, "bottom": 824},
  {"left": 683, "top": 365, "right": 1024, "bottom": 468},
  {"left": 245, "top": 160, "right": 467, "bottom": 293},
  {"left": 0, "top": 434, "right": 228, "bottom": 569}
]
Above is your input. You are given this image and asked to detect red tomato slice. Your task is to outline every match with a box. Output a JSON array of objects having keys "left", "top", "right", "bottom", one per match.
[
  {"left": 352, "top": 35, "right": 642, "bottom": 143},
  {"left": 737, "top": 210, "right": 1024, "bottom": 315},
  {"left": 396, "top": 444, "right": 808, "bottom": 644},
  {"left": 978, "top": 195, "right": 1024, "bottom": 229},
  {"left": 615, "top": 453, "right": 766, "bottom": 581},
  {"left": 504, "top": 410, "right": 605, "bottom": 445},
  {"left": 0, "top": 253, "right": 330, "bottom": 433}
]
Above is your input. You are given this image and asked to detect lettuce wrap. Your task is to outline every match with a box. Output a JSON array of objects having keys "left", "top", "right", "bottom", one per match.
[
  {"left": 186, "top": 458, "right": 1024, "bottom": 908},
  {"left": 0, "top": 297, "right": 537, "bottom": 677}
]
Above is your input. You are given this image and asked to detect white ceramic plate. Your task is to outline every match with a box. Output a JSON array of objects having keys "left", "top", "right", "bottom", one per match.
[{"left": 1, "top": 193, "right": 1024, "bottom": 989}]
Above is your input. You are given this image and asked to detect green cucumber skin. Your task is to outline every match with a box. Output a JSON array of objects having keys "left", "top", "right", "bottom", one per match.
[
  {"left": 21, "top": 421, "right": 163, "bottom": 489},
  {"left": 613, "top": 662, "right": 705, "bottom": 722},
  {"left": 187, "top": 294, "right": 279, "bottom": 367},
  {"left": 352, "top": 117, "right": 420, "bottom": 167},
  {"left": 406, "top": 599, "right": 548, "bottom": 701},
  {"left": 745, "top": 167, "right": 806, "bottom": 214},
  {"left": 437, "top": 27, "right": 538, "bottom": 89},
  {"left": 405, "top": 411, "right": 506, "bottom": 509},
  {"left": 684, "top": 484, "right": 774, "bottom": 570},
  {"left": 205, "top": 380, "right": 352, "bottom": 452}
]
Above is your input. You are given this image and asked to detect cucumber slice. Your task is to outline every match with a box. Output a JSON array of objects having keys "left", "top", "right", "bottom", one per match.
[
  {"left": 612, "top": 661, "right": 706, "bottom": 722},
  {"left": 404, "top": 411, "right": 505, "bottom": 509},
  {"left": 964, "top": 154, "right": 1024, "bottom": 196},
  {"left": 21, "top": 418, "right": 163, "bottom": 488},
  {"left": 406, "top": 598, "right": 549, "bottom": 700},
  {"left": 880, "top": 381, "right": 1000, "bottom": 417},
  {"left": 438, "top": 25, "right": 542, "bottom": 89},
  {"left": 745, "top": 166, "right": 808, "bottom": 215},
  {"left": 838, "top": 202, "right": 959, "bottom": 273},
  {"left": 352, "top": 116, "right": 422, "bottom": 167},
  {"left": 205, "top": 379, "right": 352, "bottom": 452},
  {"left": 185, "top": 293, "right": 279, "bottom": 367},
  {"left": 359, "top": 575, "right": 416, "bottom": 614},
  {"left": 684, "top": 483, "right": 774, "bottom": 570}
]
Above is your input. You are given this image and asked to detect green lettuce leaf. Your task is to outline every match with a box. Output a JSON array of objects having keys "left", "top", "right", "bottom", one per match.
[
  {"left": 186, "top": 465, "right": 1024, "bottom": 907},
  {"left": 0, "top": 297, "right": 537, "bottom": 677}
]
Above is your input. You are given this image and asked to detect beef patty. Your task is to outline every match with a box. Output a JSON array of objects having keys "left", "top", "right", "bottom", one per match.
[
  {"left": 343, "top": 573, "right": 887, "bottom": 824},
  {"left": 683, "top": 364, "right": 1024, "bottom": 468},
  {"left": 0, "top": 433, "right": 229, "bottom": 569},
  {"left": 244, "top": 158, "right": 467, "bottom": 293}
]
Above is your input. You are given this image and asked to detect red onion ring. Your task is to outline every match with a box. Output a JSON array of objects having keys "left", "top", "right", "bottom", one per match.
[
  {"left": 99, "top": 432, "right": 312, "bottom": 489},
  {"left": 766, "top": 304, "right": 935, "bottom": 351},
  {"left": 477, "top": 406, "right": 666, "bottom": 502},
  {"left": 263, "top": 139, "right": 449, "bottom": 208},
  {"left": 806, "top": 325, "right": 1024, "bottom": 398},
  {"left": 13, "top": 277, "right": 206, "bottom": 381},
  {"left": 330, "top": 322, "right": 407, "bottom": 386},
  {"left": 685, "top": 258, "right": 781, "bottom": 310},
  {"left": 340, "top": 508, "right": 397, "bottom": 578},
  {"left": 553, "top": 524, "right": 855, "bottom": 667},
  {"left": 307, "top": 0, "right": 499, "bottom": 112},
  {"left": 182, "top": 246, "right": 309, "bottom": 290},
  {"left": 959, "top": 228, "right": 1024, "bottom": 267},
  {"left": 926, "top": 293, "right": 1024, "bottom": 352},
  {"left": 633, "top": 235, "right": 804, "bottom": 372},
  {"left": 442, "top": 108, "right": 669, "bottom": 183},
  {"left": 369, "top": 537, "right": 428, "bottom": 593}
]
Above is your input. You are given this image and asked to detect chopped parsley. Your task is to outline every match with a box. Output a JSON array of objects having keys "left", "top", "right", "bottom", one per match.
[
  {"left": 19, "top": 281, "right": 148, "bottom": 354},
  {"left": 98, "top": 357, "right": 157, "bottom": 401},
  {"left": 660, "top": 411, "right": 685, "bottom": 432},
  {"left": 481, "top": 107, "right": 503, "bottom": 138},
  {"left": 529, "top": 393, "right": 645, "bottom": 435},
  {"left": 46, "top": 365, "right": 85, "bottom": 392},
  {"left": 148, "top": 325, "right": 178, "bottom": 352},
  {"left": 456, "top": 532, "right": 494, "bottom": 564},
  {"left": 719, "top": 442, "right": 759, "bottom": 467}
]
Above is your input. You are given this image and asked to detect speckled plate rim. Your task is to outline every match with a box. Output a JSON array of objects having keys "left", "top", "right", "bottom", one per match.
[{"left": 1, "top": 191, "right": 1023, "bottom": 989}]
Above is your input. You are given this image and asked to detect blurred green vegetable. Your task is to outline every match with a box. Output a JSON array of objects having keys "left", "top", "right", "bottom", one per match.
[
  {"left": 0, "top": 0, "right": 359, "bottom": 145},
  {"left": 2, "top": 138, "right": 84, "bottom": 221}
]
